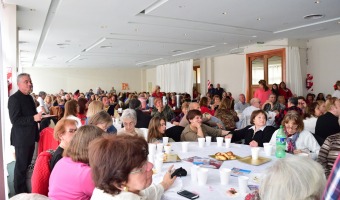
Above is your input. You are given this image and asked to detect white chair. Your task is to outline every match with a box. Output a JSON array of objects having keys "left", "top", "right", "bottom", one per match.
[{"left": 139, "top": 128, "right": 148, "bottom": 141}]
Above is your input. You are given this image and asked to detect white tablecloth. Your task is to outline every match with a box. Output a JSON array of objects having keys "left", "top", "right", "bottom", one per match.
[{"left": 153, "top": 142, "right": 289, "bottom": 200}]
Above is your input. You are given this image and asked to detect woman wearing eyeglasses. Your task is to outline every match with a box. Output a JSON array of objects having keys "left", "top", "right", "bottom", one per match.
[
  {"left": 118, "top": 109, "right": 144, "bottom": 138},
  {"left": 49, "top": 118, "right": 78, "bottom": 171},
  {"left": 270, "top": 110, "right": 320, "bottom": 160},
  {"left": 89, "top": 135, "right": 176, "bottom": 200}
]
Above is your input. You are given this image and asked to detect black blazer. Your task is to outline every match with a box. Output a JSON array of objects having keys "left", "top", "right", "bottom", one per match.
[
  {"left": 231, "top": 125, "right": 276, "bottom": 147},
  {"left": 135, "top": 109, "right": 152, "bottom": 129},
  {"left": 8, "top": 90, "right": 39, "bottom": 147}
]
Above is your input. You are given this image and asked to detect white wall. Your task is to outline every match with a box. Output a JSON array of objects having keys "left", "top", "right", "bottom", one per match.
[
  {"left": 307, "top": 34, "right": 340, "bottom": 96},
  {"left": 23, "top": 68, "right": 142, "bottom": 94}
]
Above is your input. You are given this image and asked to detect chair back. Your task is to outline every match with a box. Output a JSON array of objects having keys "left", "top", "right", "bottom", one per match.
[
  {"left": 165, "top": 126, "right": 185, "bottom": 142},
  {"left": 139, "top": 128, "right": 148, "bottom": 141},
  {"left": 38, "top": 127, "right": 59, "bottom": 155},
  {"left": 31, "top": 150, "right": 55, "bottom": 196}
]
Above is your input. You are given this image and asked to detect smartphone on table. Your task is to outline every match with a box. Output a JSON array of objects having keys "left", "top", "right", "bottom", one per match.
[{"left": 177, "top": 189, "right": 199, "bottom": 199}]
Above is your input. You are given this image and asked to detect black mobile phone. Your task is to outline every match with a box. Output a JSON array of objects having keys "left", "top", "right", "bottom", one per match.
[{"left": 177, "top": 190, "right": 199, "bottom": 199}]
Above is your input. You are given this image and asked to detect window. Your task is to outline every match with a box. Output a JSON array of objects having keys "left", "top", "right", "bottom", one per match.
[{"left": 246, "top": 48, "right": 286, "bottom": 100}]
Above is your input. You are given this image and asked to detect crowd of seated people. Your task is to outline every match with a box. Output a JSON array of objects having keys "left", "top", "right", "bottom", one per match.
[{"left": 19, "top": 80, "right": 340, "bottom": 199}]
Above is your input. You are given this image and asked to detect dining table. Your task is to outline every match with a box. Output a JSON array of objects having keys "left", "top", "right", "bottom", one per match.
[{"left": 152, "top": 141, "right": 292, "bottom": 200}]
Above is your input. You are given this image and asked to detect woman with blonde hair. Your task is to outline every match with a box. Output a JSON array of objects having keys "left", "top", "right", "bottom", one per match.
[
  {"left": 50, "top": 118, "right": 78, "bottom": 171},
  {"left": 88, "top": 111, "right": 116, "bottom": 134},
  {"left": 63, "top": 100, "right": 81, "bottom": 128},
  {"left": 86, "top": 100, "right": 104, "bottom": 119},
  {"left": 147, "top": 116, "right": 174, "bottom": 143},
  {"left": 48, "top": 125, "right": 105, "bottom": 200}
]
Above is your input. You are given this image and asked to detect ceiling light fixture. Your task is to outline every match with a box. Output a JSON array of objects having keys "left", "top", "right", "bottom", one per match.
[
  {"left": 100, "top": 46, "right": 112, "bottom": 49},
  {"left": 145, "top": 0, "right": 168, "bottom": 14},
  {"left": 172, "top": 46, "right": 215, "bottom": 57},
  {"left": 83, "top": 37, "right": 106, "bottom": 52},
  {"left": 274, "top": 17, "right": 340, "bottom": 33},
  {"left": 136, "top": 58, "right": 163, "bottom": 65},
  {"left": 257, "top": 18, "right": 261, "bottom": 21},
  {"left": 66, "top": 55, "right": 80, "bottom": 63},
  {"left": 315, "top": 0, "right": 320, "bottom": 3},
  {"left": 222, "top": 12, "right": 227, "bottom": 15},
  {"left": 304, "top": 14, "right": 324, "bottom": 20}
]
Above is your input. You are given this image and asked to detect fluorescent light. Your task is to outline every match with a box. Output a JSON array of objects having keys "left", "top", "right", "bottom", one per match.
[
  {"left": 145, "top": 0, "right": 168, "bottom": 14},
  {"left": 66, "top": 55, "right": 80, "bottom": 63},
  {"left": 274, "top": 17, "right": 340, "bottom": 33},
  {"left": 83, "top": 37, "right": 106, "bottom": 52},
  {"left": 172, "top": 46, "right": 215, "bottom": 57},
  {"left": 136, "top": 58, "right": 163, "bottom": 65}
]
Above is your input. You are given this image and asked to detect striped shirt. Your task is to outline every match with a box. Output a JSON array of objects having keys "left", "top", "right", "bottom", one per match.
[
  {"left": 322, "top": 154, "right": 340, "bottom": 200},
  {"left": 318, "top": 133, "right": 340, "bottom": 177}
]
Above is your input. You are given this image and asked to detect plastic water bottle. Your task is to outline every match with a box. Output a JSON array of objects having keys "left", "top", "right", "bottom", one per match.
[{"left": 275, "top": 125, "right": 286, "bottom": 158}]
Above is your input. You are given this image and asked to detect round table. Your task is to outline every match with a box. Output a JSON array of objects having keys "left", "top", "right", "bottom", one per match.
[{"left": 152, "top": 142, "right": 289, "bottom": 200}]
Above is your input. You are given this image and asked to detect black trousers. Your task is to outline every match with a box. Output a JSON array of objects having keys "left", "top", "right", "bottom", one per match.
[{"left": 14, "top": 145, "right": 35, "bottom": 194}]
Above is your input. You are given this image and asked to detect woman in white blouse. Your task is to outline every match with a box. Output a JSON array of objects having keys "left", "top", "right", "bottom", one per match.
[{"left": 270, "top": 110, "right": 320, "bottom": 160}]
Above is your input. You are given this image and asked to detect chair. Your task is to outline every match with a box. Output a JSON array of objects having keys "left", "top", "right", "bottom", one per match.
[
  {"left": 139, "top": 128, "right": 148, "bottom": 141},
  {"left": 38, "top": 127, "right": 59, "bottom": 155},
  {"left": 165, "top": 126, "right": 184, "bottom": 142},
  {"left": 31, "top": 150, "right": 55, "bottom": 196}
]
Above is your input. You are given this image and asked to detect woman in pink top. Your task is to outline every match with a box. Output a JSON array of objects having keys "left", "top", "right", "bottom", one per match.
[
  {"left": 48, "top": 125, "right": 105, "bottom": 200},
  {"left": 254, "top": 80, "right": 272, "bottom": 106}
]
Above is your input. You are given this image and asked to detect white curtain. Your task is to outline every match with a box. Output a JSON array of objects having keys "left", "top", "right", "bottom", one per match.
[
  {"left": 156, "top": 59, "right": 193, "bottom": 96},
  {"left": 286, "top": 47, "right": 303, "bottom": 96}
]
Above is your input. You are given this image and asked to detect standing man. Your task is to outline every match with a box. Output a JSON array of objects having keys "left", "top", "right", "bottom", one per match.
[
  {"left": 8, "top": 73, "right": 42, "bottom": 193},
  {"left": 215, "top": 83, "right": 225, "bottom": 99}
]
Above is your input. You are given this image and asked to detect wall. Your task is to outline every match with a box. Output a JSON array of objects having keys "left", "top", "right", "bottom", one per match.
[
  {"left": 306, "top": 34, "right": 340, "bottom": 96},
  {"left": 144, "top": 67, "right": 157, "bottom": 93},
  {"left": 23, "top": 68, "right": 142, "bottom": 94}
]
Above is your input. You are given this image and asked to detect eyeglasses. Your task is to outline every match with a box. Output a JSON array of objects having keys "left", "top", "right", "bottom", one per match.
[
  {"left": 130, "top": 161, "right": 149, "bottom": 174},
  {"left": 66, "top": 129, "right": 77, "bottom": 133}
]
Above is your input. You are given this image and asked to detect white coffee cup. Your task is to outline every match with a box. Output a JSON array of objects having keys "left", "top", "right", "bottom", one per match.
[
  {"left": 263, "top": 143, "right": 272, "bottom": 156},
  {"left": 164, "top": 145, "right": 171, "bottom": 154},
  {"left": 238, "top": 176, "right": 249, "bottom": 194},
  {"left": 197, "top": 168, "right": 209, "bottom": 186},
  {"left": 191, "top": 165, "right": 200, "bottom": 183},
  {"left": 219, "top": 168, "right": 231, "bottom": 185},
  {"left": 205, "top": 136, "right": 212, "bottom": 146},
  {"left": 217, "top": 137, "right": 223, "bottom": 147},
  {"left": 156, "top": 143, "right": 164, "bottom": 154},
  {"left": 162, "top": 137, "right": 169, "bottom": 145},
  {"left": 225, "top": 138, "right": 231, "bottom": 148},
  {"left": 154, "top": 158, "right": 163, "bottom": 174},
  {"left": 182, "top": 142, "right": 189, "bottom": 152},
  {"left": 148, "top": 143, "right": 156, "bottom": 155},
  {"left": 198, "top": 138, "right": 205, "bottom": 148},
  {"left": 251, "top": 147, "right": 260, "bottom": 160},
  {"left": 118, "top": 108, "right": 123, "bottom": 113}
]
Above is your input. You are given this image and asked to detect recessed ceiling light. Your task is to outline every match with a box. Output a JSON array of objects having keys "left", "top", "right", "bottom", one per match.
[
  {"left": 172, "top": 50, "right": 182, "bottom": 53},
  {"left": 252, "top": 35, "right": 257, "bottom": 38},
  {"left": 100, "top": 46, "right": 112, "bottom": 48},
  {"left": 315, "top": 0, "right": 320, "bottom": 4},
  {"left": 184, "top": 33, "right": 188, "bottom": 36},
  {"left": 57, "top": 43, "right": 70, "bottom": 46},
  {"left": 257, "top": 18, "right": 261, "bottom": 21},
  {"left": 304, "top": 14, "right": 325, "bottom": 20},
  {"left": 337, "top": 21, "right": 340, "bottom": 24},
  {"left": 178, "top": 5, "right": 185, "bottom": 8},
  {"left": 222, "top": 12, "right": 227, "bottom": 15},
  {"left": 29, "top": 9, "right": 36, "bottom": 11},
  {"left": 223, "top": 43, "right": 228, "bottom": 45}
]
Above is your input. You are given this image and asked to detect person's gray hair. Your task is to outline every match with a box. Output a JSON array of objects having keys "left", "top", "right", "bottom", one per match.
[
  {"left": 17, "top": 73, "right": 30, "bottom": 83},
  {"left": 39, "top": 91, "right": 46, "bottom": 97},
  {"left": 250, "top": 98, "right": 259, "bottom": 105},
  {"left": 120, "top": 108, "right": 137, "bottom": 123},
  {"left": 259, "top": 156, "right": 326, "bottom": 200}
]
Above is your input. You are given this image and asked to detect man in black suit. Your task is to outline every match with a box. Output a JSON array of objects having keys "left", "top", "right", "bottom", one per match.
[
  {"left": 8, "top": 73, "right": 42, "bottom": 193},
  {"left": 129, "top": 99, "right": 151, "bottom": 128}
]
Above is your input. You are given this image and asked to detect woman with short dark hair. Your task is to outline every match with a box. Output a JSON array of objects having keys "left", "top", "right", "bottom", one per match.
[
  {"left": 89, "top": 135, "right": 176, "bottom": 200},
  {"left": 228, "top": 110, "right": 276, "bottom": 147}
]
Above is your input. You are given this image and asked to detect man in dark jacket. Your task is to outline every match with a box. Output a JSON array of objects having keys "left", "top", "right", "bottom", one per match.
[
  {"left": 8, "top": 73, "right": 42, "bottom": 193},
  {"left": 129, "top": 99, "right": 151, "bottom": 128}
]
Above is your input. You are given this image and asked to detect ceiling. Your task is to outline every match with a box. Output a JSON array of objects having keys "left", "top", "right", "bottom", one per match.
[{"left": 6, "top": 0, "right": 340, "bottom": 68}]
